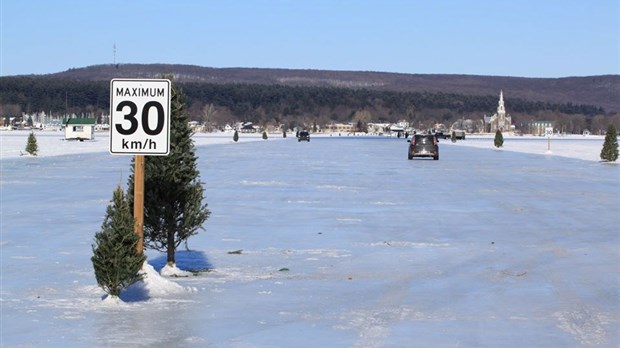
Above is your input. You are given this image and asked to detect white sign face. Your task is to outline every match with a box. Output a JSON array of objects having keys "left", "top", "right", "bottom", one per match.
[
  {"left": 544, "top": 127, "right": 553, "bottom": 137},
  {"left": 110, "top": 79, "right": 171, "bottom": 155}
]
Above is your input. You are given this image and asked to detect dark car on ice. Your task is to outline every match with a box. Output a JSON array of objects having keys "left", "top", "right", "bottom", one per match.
[
  {"left": 298, "top": 131, "right": 310, "bottom": 142},
  {"left": 408, "top": 134, "right": 439, "bottom": 160}
]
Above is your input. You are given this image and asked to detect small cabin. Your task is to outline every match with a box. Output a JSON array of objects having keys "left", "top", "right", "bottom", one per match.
[{"left": 64, "top": 118, "right": 96, "bottom": 140}]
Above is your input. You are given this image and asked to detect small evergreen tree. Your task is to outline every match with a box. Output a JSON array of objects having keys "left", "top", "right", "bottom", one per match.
[
  {"left": 494, "top": 130, "right": 504, "bottom": 148},
  {"left": 262, "top": 131, "right": 268, "bottom": 140},
  {"left": 283, "top": 130, "right": 287, "bottom": 138},
  {"left": 92, "top": 185, "right": 145, "bottom": 298},
  {"left": 600, "top": 124, "right": 619, "bottom": 162},
  {"left": 25, "top": 132, "right": 38, "bottom": 156},
  {"left": 128, "top": 82, "right": 210, "bottom": 267},
  {"left": 233, "top": 130, "right": 239, "bottom": 142},
  {"left": 451, "top": 130, "right": 457, "bottom": 143}
]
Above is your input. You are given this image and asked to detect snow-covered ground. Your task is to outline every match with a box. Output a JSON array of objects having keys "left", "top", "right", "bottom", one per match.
[{"left": 1, "top": 130, "right": 619, "bottom": 347}]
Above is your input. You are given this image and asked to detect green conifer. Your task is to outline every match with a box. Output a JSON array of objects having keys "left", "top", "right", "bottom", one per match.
[
  {"left": 25, "top": 132, "right": 38, "bottom": 156},
  {"left": 262, "top": 131, "right": 268, "bottom": 140},
  {"left": 92, "top": 186, "right": 145, "bottom": 297},
  {"left": 600, "top": 124, "right": 619, "bottom": 162},
  {"left": 233, "top": 130, "right": 239, "bottom": 142},
  {"left": 494, "top": 130, "right": 504, "bottom": 148},
  {"left": 128, "top": 82, "right": 210, "bottom": 267}
]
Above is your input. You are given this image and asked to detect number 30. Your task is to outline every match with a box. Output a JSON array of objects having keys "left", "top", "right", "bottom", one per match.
[{"left": 115, "top": 101, "right": 165, "bottom": 136}]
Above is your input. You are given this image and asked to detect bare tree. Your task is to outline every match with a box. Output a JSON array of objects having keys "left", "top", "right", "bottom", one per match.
[
  {"left": 201, "top": 103, "right": 218, "bottom": 132},
  {"left": 352, "top": 109, "right": 372, "bottom": 133}
]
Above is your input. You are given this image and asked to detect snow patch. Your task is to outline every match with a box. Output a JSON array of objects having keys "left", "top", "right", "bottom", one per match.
[
  {"left": 160, "top": 263, "right": 194, "bottom": 277},
  {"left": 101, "top": 295, "right": 125, "bottom": 307},
  {"left": 554, "top": 307, "right": 609, "bottom": 346},
  {"left": 372, "top": 201, "right": 397, "bottom": 206},
  {"left": 371, "top": 241, "right": 451, "bottom": 248},
  {"left": 287, "top": 200, "right": 321, "bottom": 204},
  {"left": 317, "top": 184, "right": 361, "bottom": 191},
  {"left": 121, "top": 261, "right": 193, "bottom": 301},
  {"left": 240, "top": 180, "right": 290, "bottom": 187}
]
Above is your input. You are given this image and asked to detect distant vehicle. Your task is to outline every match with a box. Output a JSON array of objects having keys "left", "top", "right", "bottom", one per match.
[
  {"left": 451, "top": 130, "right": 466, "bottom": 140},
  {"left": 298, "top": 131, "right": 310, "bottom": 142},
  {"left": 434, "top": 131, "right": 448, "bottom": 139},
  {"left": 408, "top": 134, "right": 439, "bottom": 160}
]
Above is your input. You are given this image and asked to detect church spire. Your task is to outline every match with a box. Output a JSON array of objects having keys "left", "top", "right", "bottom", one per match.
[{"left": 497, "top": 90, "right": 505, "bottom": 116}]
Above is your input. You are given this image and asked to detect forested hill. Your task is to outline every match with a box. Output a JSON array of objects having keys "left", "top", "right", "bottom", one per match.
[{"left": 41, "top": 64, "right": 620, "bottom": 113}]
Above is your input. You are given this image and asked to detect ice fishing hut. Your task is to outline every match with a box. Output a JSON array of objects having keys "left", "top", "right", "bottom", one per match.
[{"left": 63, "top": 118, "right": 96, "bottom": 141}]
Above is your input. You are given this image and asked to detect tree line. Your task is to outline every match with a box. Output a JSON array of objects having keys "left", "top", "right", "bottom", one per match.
[{"left": 1, "top": 76, "right": 616, "bottom": 134}]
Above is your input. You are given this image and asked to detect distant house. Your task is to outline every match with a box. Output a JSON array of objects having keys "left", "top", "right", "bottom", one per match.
[
  {"left": 64, "top": 118, "right": 96, "bottom": 140},
  {"left": 529, "top": 121, "right": 554, "bottom": 136},
  {"left": 240, "top": 122, "right": 257, "bottom": 133},
  {"left": 324, "top": 123, "right": 354, "bottom": 134}
]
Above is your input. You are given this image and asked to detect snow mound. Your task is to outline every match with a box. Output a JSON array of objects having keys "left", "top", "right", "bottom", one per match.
[
  {"left": 140, "top": 262, "right": 187, "bottom": 296},
  {"left": 101, "top": 295, "right": 126, "bottom": 307},
  {"left": 121, "top": 261, "right": 193, "bottom": 301},
  {"left": 160, "top": 263, "right": 194, "bottom": 278}
]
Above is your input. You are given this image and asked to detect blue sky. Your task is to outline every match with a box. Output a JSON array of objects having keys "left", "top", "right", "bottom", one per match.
[{"left": 1, "top": 0, "right": 618, "bottom": 77}]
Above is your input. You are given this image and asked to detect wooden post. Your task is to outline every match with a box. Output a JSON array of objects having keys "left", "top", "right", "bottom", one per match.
[{"left": 133, "top": 155, "right": 145, "bottom": 254}]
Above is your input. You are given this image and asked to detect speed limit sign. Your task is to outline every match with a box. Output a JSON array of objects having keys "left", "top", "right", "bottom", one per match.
[
  {"left": 544, "top": 127, "right": 553, "bottom": 137},
  {"left": 110, "top": 79, "right": 171, "bottom": 155}
]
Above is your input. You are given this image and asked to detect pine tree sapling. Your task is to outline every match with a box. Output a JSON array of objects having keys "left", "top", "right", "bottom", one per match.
[
  {"left": 92, "top": 186, "right": 145, "bottom": 298},
  {"left": 128, "top": 82, "right": 210, "bottom": 267},
  {"left": 600, "top": 124, "right": 619, "bottom": 162},
  {"left": 25, "top": 132, "right": 39, "bottom": 156},
  {"left": 233, "top": 130, "right": 239, "bottom": 142},
  {"left": 262, "top": 131, "right": 268, "bottom": 140},
  {"left": 494, "top": 130, "right": 504, "bottom": 148}
]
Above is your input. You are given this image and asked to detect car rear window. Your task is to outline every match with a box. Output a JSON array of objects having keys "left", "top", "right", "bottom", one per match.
[{"left": 416, "top": 135, "right": 433, "bottom": 144}]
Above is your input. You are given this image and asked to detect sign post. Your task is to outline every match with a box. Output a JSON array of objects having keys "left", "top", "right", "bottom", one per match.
[
  {"left": 110, "top": 79, "right": 171, "bottom": 253},
  {"left": 133, "top": 155, "right": 145, "bottom": 252},
  {"left": 545, "top": 126, "right": 553, "bottom": 152}
]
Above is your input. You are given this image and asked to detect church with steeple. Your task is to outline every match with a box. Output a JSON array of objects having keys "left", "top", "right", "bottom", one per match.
[{"left": 484, "top": 90, "right": 512, "bottom": 133}]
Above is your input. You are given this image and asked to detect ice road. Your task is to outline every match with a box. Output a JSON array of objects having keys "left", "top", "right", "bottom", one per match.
[{"left": 1, "top": 135, "right": 619, "bottom": 347}]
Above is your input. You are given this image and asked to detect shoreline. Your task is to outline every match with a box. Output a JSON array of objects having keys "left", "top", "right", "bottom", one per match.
[{"left": 1, "top": 130, "right": 608, "bottom": 162}]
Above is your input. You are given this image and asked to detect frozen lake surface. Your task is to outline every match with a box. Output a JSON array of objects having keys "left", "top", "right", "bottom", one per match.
[{"left": 1, "top": 133, "right": 619, "bottom": 347}]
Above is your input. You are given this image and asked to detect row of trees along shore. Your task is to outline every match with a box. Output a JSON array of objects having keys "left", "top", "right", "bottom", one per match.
[{"left": 1, "top": 77, "right": 618, "bottom": 134}]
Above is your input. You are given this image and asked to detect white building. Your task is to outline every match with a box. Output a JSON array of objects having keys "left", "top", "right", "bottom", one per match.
[
  {"left": 484, "top": 90, "right": 512, "bottom": 133},
  {"left": 64, "top": 118, "right": 96, "bottom": 140}
]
